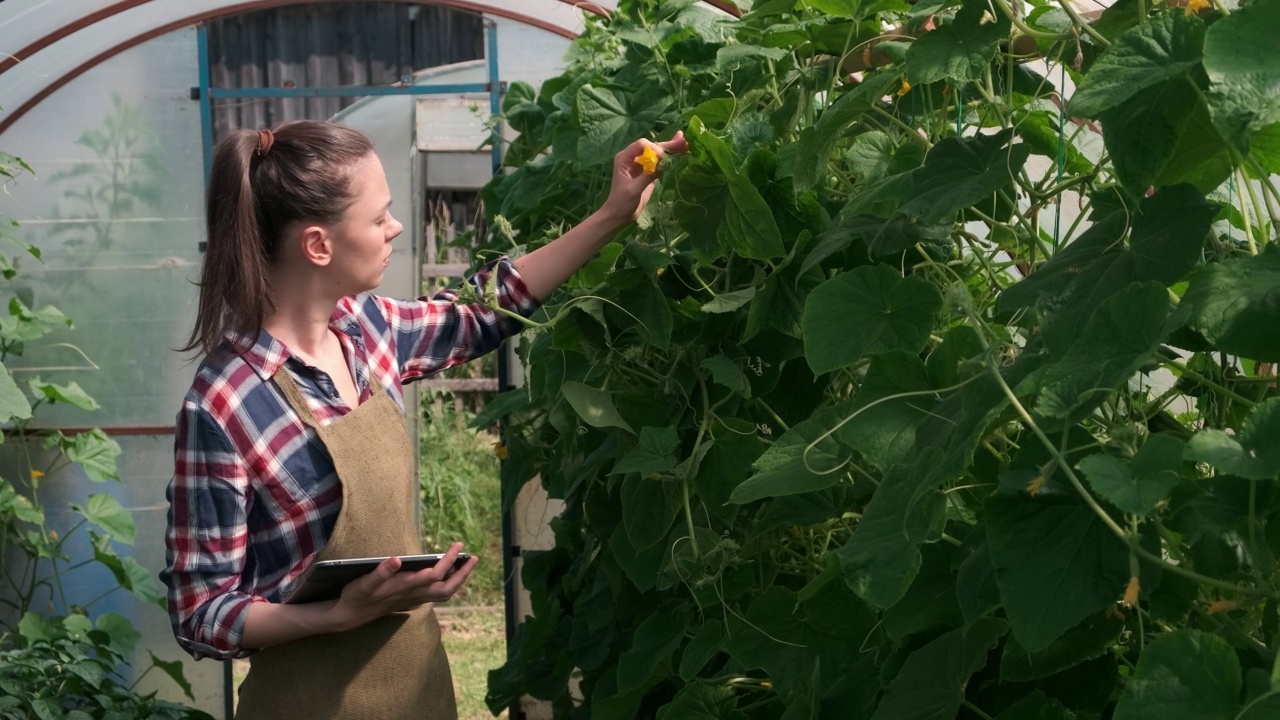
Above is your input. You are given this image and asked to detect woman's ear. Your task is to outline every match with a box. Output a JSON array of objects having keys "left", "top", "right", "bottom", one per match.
[{"left": 298, "top": 224, "right": 333, "bottom": 267}]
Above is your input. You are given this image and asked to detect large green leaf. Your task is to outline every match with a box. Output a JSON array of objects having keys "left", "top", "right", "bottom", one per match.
[
  {"left": 1077, "top": 434, "right": 1185, "bottom": 517},
  {"left": 576, "top": 85, "right": 670, "bottom": 158},
  {"left": 1113, "top": 630, "right": 1241, "bottom": 720},
  {"left": 66, "top": 429, "right": 122, "bottom": 482},
  {"left": 802, "top": 265, "right": 943, "bottom": 375},
  {"left": 74, "top": 493, "right": 136, "bottom": 544},
  {"left": 677, "top": 619, "right": 725, "bottom": 682},
  {"left": 905, "top": 0, "right": 1012, "bottom": 86},
  {"left": 1185, "top": 398, "right": 1280, "bottom": 480},
  {"left": 1001, "top": 185, "right": 1215, "bottom": 357},
  {"left": 1033, "top": 281, "right": 1176, "bottom": 421},
  {"left": 613, "top": 426, "right": 680, "bottom": 475},
  {"left": 148, "top": 651, "right": 196, "bottom": 701},
  {"left": 838, "top": 353, "right": 1047, "bottom": 608},
  {"left": 1070, "top": 12, "right": 1205, "bottom": 118},
  {"left": 0, "top": 359, "right": 32, "bottom": 423},
  {"left": 615, "top": 605, "right": 688, "bottom": 694},
  {"left": 561, "top": 381, "right": 635, "bottom": 434},
  {"left": 1101, "top": 78, "right": 1231, "bottom": 195},
  {"left": 90, "top": 530, "right": 165, "bottom": 607},
  {"left": 986, "top": 494, "right": 1130, "bottom": 653},
  {"left": 834, "top": 351, "right": 935, "bottom": 474},
  {"left": 793, "top": 72, "right": 898, "bottom": 192},
  {"left": 899, "top": 130, "right": 1030, "bottom": 226},
  {"left": 1000, "top": 611, "right": 1124, "bottom": 682},
  {"left": 1184, "top": 244, "right": 1280, "bottom": 362},
  {"left": 687, "top": 119, "right": 786, "bottom": 260},
  {"left": 996, "top": 692, "right": 1077, "bottom": 720},
  {"left": 730, "top": 408, "right": 848, "bottom": 503},
  {"left": 28, "top": 378, "right": 100, "bottom": 411},
  {"left": 621, "top": 473, "right": 682, "bottom": 550},
  {"left": 657, "top": 681, "right": 747, "bottom": 720},
  {"left": 869, "top": 619, "right": 1008, "bottom": 720},
  {"left": 1201, "top": 0, "right": 1280, "bottom": 152}
]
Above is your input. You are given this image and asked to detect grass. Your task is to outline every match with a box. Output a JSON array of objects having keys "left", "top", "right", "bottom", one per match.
[{"left": 231, "top": 606, "right": 508, "bottom": 719}]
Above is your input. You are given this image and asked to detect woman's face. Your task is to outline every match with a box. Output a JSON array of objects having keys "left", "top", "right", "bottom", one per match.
[{"left": 327, "top": 153, "right": 403, "bottom": 294}]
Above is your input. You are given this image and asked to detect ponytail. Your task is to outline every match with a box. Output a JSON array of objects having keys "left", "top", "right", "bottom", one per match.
[{"left": 182, "top": 121, "right": 375, "bottom": 357}]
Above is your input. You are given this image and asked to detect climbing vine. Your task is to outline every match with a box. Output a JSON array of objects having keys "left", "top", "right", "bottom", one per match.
[{"left": 475, "top": 0, "right": 1280, "bottom": 717}]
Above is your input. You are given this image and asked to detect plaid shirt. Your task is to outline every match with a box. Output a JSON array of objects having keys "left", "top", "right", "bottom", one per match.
[{"left": 162, "top": 259, "right": 538, "bottom": 661}]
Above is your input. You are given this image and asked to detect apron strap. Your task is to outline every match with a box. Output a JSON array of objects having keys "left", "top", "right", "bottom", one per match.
[
  {"left": 272, "top": 364, "right": 388, "bottom": 431},
  {"left": 272, "top": 366, "right": 322, "bottom": 430}
]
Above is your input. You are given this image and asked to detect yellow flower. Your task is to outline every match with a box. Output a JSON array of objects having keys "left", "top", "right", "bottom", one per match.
[
  {"left": 1185, "top": 0, "right": 1210, "bottom": 15},
  {"left": 1208, "top": 599, "right": 1237, "bottom": 615},
  {"left": 1026, "top": 474, "right": 1046, "bottom": 496},
  {"left": 1121, "top": 576, "right": 1140, "bottom": 607},
  {"left": 31, "top": 470, "right": 44, "bottom": 479},
  {"left": 760, "top": 680, "right": 772, "bottom": 689},
  {"left": 49, "top": 529, "right": 58, "bottom": 540},
  {"left": 897, "top": 80, "right": 912, "bottom": 97},
  {"left": 656, "top": 267, "right": 666, "bottom": 277},
  {"left": 635, "top": 144, "right": 660, "bottom": 175},
  {"left": 493, "top": 442, "right": 509, "bottom": 460}
]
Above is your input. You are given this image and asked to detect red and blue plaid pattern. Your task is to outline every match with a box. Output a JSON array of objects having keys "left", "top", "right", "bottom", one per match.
[{"left": 162, "top": 259, "right": 537, "bottom": 660}]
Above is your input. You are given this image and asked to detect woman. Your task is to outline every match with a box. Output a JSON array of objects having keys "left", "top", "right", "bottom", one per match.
[{"left": 162, "top": 120, "right": 687, "bottom": 718}]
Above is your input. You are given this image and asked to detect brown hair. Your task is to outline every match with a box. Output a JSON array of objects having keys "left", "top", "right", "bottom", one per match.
[{"left": 183, "top": 120, "right": 376, "bottom": 356}]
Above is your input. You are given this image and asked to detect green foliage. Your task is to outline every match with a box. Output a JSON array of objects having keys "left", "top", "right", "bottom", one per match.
[
  {"left": 474, "top": 0, "right": 1280, "bottom": 717},
  {"left": 0, "top": 150, "right": 199, "bottom": 714},
  {"left": 419, "top": 398, "right": 505, "bottom": 605}
]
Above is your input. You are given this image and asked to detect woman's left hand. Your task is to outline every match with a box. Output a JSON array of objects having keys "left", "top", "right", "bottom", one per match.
[{"left": 599, "top": 131, "right": 690, "bottom": 227}]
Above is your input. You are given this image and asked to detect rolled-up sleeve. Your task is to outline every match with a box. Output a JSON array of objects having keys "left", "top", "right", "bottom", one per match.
[
  {"left": 381, "top": 256, "right": 541, "bottom": 383},
  {"left": 162, "top": 401, "right": 265, "bottom": 660}
]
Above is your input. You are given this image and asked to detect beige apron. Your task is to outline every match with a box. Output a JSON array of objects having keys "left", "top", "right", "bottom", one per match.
[{"left": 235, "top": 369, "right": 457, "bottom": 720}]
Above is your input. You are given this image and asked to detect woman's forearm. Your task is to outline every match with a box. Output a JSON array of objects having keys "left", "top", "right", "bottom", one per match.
[
  {"left": 512, "top": 208, "right": 631, "bottom": 302},
  {"left": 240, "top": 598, "right": 351, "bottom": 650}
]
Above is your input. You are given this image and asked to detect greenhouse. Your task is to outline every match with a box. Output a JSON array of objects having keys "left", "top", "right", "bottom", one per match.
[{"left": 1, "top": 0, "right": 1278, "bottom": 718}]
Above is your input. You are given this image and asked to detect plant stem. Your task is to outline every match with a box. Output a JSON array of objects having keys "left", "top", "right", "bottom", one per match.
[
  {"left": 1165, "top": 360, "right": 1257, "bottom": 409},
  {"left": 870, "top": 106, "right": 931, "bottom": 149},
  {"left": 989, "top": 0, "right": 1072, "bottom": 41},
  {"left": 1057, "top": 0, "right": 1111, "bottom": 46},
  {"left": 963, "top": 700, "right": 998, "bottom": 720}
]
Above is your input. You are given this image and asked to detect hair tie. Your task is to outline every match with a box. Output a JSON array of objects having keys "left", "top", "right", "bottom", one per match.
[{"left": 256, "top": 129, "right": 275, "bottom": 157}]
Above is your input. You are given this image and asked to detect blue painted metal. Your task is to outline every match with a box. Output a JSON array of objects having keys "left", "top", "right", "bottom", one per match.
[
  {"left": 208, "top": 83, "right": 493, "bottom": 99},
  {"left": 486, "top": 21, "right": 503, "bottom": 174},
  {"left": 197, "top": 25, "right": 214, "bottom": 182}
]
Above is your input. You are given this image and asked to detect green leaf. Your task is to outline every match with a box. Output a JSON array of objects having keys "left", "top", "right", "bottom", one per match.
[
  {"left": 1113, "top": 630, "right": 1240, "bottom": 720},
  {"left": 1101, "top": 78, "right": 1231, "bottom": 195},
  {"left": 621, "top": 472, "right": 682, "bottom": 551},
  {"left": 701, "top": 287, "right": 757, "bottom": 313},
  {"left": 996, "top": 691, "right": 1077, "bottom": 720},
  {"left": 1185, "top": 398, "right": 1280, "bottom": 480},
  {"left": 148, "top": 651, "right": 195, "bottom": 701},
  {"left": 1003, "top": 185, "right": 1215, "bottom": 357},
  {"left": 700, "top": 355, "right": 751, "bottom": 398},
  {"left": 730, "top": 409, "right": 848, "bottom": 503},
  {"left": 678, "top": 619, "right": 725, "bottom": 681},
  {"left": 1000, "top": 611, "right": 1124, "bottom": 682},
  {"left": 96, "top": 612, "right": 140, "bottom": 657},
  {"left": 27, "top": 379, "right": 100, "bottom": 411},
  {"left": 986, "top": 494, "right": 1130, "bottom": 653},
  {"left": 66, "top": 429, "right": 122, "bottom": 482},
  {"left": 561, "top": 381, "right": 635, "bottom": 434},
  {"left": 1070, "top": 12, "right": 1205, "bottom": 118},
  {"left": 613, "top": 426, "right": 680, "bottom": 475},
  {"left": 899, "top": 129, "right": 1031, "bottom": 226},
  {"left": 687, "top": 119, "right": 786, "bottom": 261},
  {"left": 835, "top": 351, "right": 935, "bottom": 474},
  {"left": 90, "top": 530, "right": 165, "bottom": 607},
  {"left": 62, "top": 613, "right": 92, "bottom": 641},
  {"left": 18, "top": 611, "right": 60, "bottom": 643},
  {"left": 870, "top": 619, "right": 1007, "bottom": 720},
  {"left": 1201, "top": 0, "right": 1280, "bottom": 152},
  {"left": 1077, "top": 434, "right": 1184, "bottom": 517},
  {"left": 658, "top": 680, "right": 748, "bottom": 720},
  {"left": 905, "top": 0, "right": 1012, "bottom": 86},
  {"left": 616, "top": 605, "right": 688, "bottom": 694},
  {"left": 802, "top": 265, "right": 943, "bottom": 375},
  {"left": 716, "top": 43, "right": 787, "bottom": 70},
  {"left": 74, "top": 493, "right": 135, "bottom": 544},
  {"left": 793, "top": 72, "right": 899, "bottom": 192},
  {"left": 1185, "top": 244, "right": 1280, "bottom": 362},
  {"left": 0, "top": 360, "right": 33, "bottom": 423},
  {"left": 468, "top": 389, "right": 532, "bottom": 430},
  {"left": 1033, "top": 282, "right": 1175, "bottom": 421},
  {"left": 576, "top": 85, "right": 670, "bottom": 158}
]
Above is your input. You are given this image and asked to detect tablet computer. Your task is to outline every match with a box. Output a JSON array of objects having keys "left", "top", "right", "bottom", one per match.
[{"left": 283, "top": 553, "right": 471, "bottom": 604}]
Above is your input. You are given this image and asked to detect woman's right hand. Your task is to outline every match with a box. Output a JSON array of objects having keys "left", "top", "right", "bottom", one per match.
[{"left": 328, "top": 543, "right": 477, "bottom": 631}]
